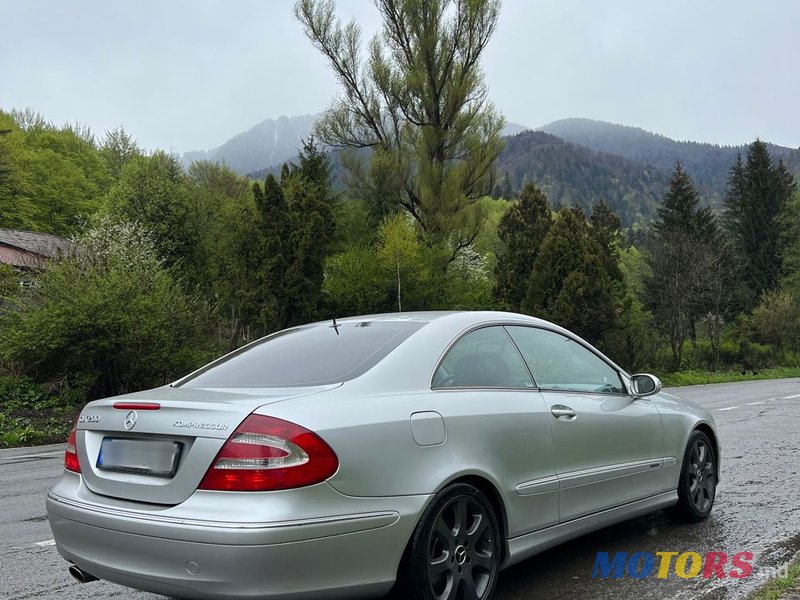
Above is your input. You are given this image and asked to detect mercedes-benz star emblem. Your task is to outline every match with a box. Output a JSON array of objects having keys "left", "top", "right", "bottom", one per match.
[{"left": 123, "top": 411, "right": 138, "bottom": 430}]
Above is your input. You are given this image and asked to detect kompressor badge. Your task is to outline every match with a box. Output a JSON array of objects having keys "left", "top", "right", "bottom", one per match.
[{"left": 173, "top": 421, "right": 228, "bottom": 431}]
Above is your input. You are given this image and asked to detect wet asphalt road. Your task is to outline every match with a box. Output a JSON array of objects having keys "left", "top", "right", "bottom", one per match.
[{"left": 2, "top": 378, "right": 800, "bottom": 600}]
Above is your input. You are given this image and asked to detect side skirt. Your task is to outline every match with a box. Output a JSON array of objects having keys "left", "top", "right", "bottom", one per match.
[{"left": 503, "top": 490, "right": 678, "bottom": 569}]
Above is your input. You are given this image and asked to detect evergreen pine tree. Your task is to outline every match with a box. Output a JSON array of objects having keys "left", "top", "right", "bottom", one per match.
[
  {"left": 724, "top": 140, "right": 796, "bottom": 306},
  {"left": 653, "top": 162, "right": 716, "bottom": 240},
  {"left": 590, "top": 199, "right": 624, "bottom": 282},
  {"left": 281, "top": 138, "right": 336, "bottom": 325},
  {"left": 522, "top": 207, "right": 622, "bottom": 345},
  {"left": 252, "top": 174, "right": 292, "bottom": 331},
  {"left": 646, "top": 162, "right": 726, "bottom": 369},
  {"left": 492, "top": 183, "right": 552, "bottom": 311}
]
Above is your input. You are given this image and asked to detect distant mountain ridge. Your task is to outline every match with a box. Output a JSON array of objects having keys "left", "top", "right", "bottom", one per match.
[
  {"left": 495, "top": 130, "right": 668, "bottom": 226},
  {"left": 183, "top": 116, "right": 530, "bottom": 176},
  {"left": 192, "top": 114, "right": 797, "bottom": 229},
  {"left": 182, "top": 115, "right": 315, "bottom": 176},
  {"left": 538, "top": 118, "right": 798, "bottom": 202}
]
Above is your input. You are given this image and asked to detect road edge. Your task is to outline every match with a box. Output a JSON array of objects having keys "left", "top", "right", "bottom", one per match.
[{"left": 749, "top": 554, "right": 800, "bottom": 600}]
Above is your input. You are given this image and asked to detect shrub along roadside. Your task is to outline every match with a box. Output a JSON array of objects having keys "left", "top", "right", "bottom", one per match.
[
  {"left": 658, "top": 368, "right": 800, "bottom": 388},
  {"left": 0, "top": 219, "right": 218, "bottom": 403},
  {"left": 0, "top": 377, "right": 75, "bottom": 447}
]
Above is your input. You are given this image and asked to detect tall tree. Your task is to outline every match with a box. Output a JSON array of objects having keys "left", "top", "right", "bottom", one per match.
[
  {"left": 0, "top": 109, "right": 111, "bottom": 234},
  {"left": 106, "top": 152, "right": 199, "bottom": 273},
  {"left": 646, "top": 163, "right": 726, "bottom": 369},
  {"left": 252, "top": 174, "right": 293, "bottom": 331},
  {"left": 0, "top": 125, "right": 15, "bottom": 226},
  {"left": 282, "top": 139, "right": 337, "bottom": 325},
  {"left": 100, "top": 126, "right": 142, "bottom": 179},
  {"left": 590, "top": 199, "right": 624, "bottom": 281},
  {"left": 646, "top": 231, "right": 721, "bottom": 370},
  {"left": 522, "top": 207, "right": 622, "bottom": 345},
  {"left": 294, "top": 0, "right": 505, "bottom": 252},
  {"left": 725, "top": 141, "right": 796, "bottom": 306},
  {"left": 653, "top": 162, "right": 716, "bottom": 240},
  {"left": 492, "top": 183, "right": 552, "bottom": 311},
  {"left": 244, "top": 144, "right": 338, "bottom": 333},
  {"left": 779, "top": 189, "right": 800, "bottom": 293}
]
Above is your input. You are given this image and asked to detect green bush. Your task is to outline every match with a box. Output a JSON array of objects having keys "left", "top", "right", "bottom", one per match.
[
  {"left": 738, "top": 341, "right": 775, "bottom": 371},
  {"left": 0, "top": 376, "right": 77, "bottom": 447},
  {"left": 0, "top": 376, "right": 50, "bottom": 411},
  {"left": 0, "top": 219, "right": 219, "bottom": 403}
]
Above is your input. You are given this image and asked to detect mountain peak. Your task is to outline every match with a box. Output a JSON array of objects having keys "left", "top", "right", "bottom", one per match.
[{"left": 182, "top": 115, "right": 315, "bottom": 175}]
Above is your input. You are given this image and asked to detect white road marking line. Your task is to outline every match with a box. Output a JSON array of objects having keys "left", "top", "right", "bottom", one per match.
[
  {"left": 0, "top": 451, "right": 63, "bottom": 461},
  {"left": 782, "top": 393, "right": 800, "bottom": 399},
  {"left": 35, "top": 539, "right": 56, "bottom": 547},
  {"left": 747, "top": 401, "right": 765, "bottom": 405},
  {"left": 717, "top": 406, "right": 739, "bottom": 411}
]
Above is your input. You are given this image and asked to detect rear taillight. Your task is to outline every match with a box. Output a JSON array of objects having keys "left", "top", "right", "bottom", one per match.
[
  {"left": 65, "top": 424, "right": 81, "bottom": 473},
  {"left": 199, "top": 414, "right": 338, "bottom": 492}
]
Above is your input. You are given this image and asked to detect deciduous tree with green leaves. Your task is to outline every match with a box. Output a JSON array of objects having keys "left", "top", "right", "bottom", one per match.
[
  {"left": 0, "top": 110, "right": 111, "bottom": 234},
  {"left": 294, "top": 0, "right": 505, "bottom": 253},
  {"left": 100, "top": 126, "right": 142, "bottom": 179},
  {"left": 105, "top": 151, "right": 200, "bottom": 273},
  {"left": 0, "top": 218, "right": 214, "bottom": 402}
]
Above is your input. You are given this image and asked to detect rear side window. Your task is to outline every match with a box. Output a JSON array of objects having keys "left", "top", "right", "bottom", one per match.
[
  {"left": 181, "top": 320, "right": 425, "bottom": 388},
  {"left": 433, "top": 326, "right": 534, "bottom": 388},
  {"left": 505, "top": 326, "right": 624, "bottom": 394}
]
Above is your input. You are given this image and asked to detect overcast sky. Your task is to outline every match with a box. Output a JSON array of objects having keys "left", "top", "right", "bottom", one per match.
[{"left": 2, "top": 0, "right": 798, "bottom": 152}]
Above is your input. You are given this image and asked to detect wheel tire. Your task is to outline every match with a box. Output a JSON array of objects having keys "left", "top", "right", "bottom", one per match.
[
  {"left": 399, "top": 483, "right": 502, "bottom": 600},
  {"left": 668, "top": 430, "right": 717, "bottom": 523}
]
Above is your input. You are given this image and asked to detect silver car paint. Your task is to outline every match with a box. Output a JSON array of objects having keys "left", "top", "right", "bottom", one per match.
[{"left": 47, "top": 310, "right": 720, "bottom": 599}]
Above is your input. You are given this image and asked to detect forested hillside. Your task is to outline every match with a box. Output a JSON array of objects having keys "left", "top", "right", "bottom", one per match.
[
  {"left": 494, "top": 131, "right": 668, "bottom": 227},
  {"left": 253, "top": 130, "right": 667, "bottom": 228},
  {"left": 540, "top": 118, "right": 798, "bottom": 204}
]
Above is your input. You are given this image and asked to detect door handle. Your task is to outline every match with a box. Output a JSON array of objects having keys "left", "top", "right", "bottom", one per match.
[{"left": 551, "top": 405, "right": 577, "bottom": 421}]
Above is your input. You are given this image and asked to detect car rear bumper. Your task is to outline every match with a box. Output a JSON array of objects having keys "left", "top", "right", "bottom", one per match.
[{"left": 47, "top": 475, "right": 429, "bottom": 599}]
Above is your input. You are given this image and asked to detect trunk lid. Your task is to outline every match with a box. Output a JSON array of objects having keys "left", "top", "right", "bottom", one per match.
[{"left": 75, "top": 384, "right": 337, "bottom": 505}]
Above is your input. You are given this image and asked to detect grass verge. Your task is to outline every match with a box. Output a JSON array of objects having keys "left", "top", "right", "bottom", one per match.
[
  {"left": 748, "top": 556, "right": 800, "bottom": 600},
  {"left": 659, "top": 367, "right": 800, "bottom": 388}
]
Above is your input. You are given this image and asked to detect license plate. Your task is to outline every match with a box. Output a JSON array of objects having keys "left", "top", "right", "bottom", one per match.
[{"left": 97, "top": 438, "right": 182, "bottom": 478}]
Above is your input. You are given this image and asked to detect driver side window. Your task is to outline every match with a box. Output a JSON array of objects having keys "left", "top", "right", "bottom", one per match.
[
  {"left": 433, "top": 327, "right": 534, "bottom": 389},
  {"left": 505, "top": 326, "right": 625, "bottom": 394}
]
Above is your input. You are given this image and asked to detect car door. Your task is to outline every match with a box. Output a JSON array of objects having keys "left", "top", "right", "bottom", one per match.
[
  {"left": 505, "top": 326, "right": 665, "bottom": 523},
  {"left": 431, "top": 325, "right": 559, "bottom": 537}
]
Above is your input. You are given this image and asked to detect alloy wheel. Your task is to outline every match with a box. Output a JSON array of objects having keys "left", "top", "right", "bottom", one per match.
[
  {"left": 688, "top": 439, "right": 715, "bottom": 512},
  {"left": 426, "top": 495, "right": 498, "bottom": 600}
]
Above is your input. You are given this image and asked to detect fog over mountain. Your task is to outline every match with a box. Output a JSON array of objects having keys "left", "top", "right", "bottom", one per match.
[{"left": 181, "top": 115, "right": 316, "bottom": 177}]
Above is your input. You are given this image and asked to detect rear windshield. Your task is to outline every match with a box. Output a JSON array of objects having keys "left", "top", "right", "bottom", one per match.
[{"left": 180, "top": 320, "right": 425, "bottom": 388}]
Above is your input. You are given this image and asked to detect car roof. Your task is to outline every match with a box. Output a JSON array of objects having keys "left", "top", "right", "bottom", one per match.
[{"left": 311, "top": 310, "right": 551, "bottom": 327}]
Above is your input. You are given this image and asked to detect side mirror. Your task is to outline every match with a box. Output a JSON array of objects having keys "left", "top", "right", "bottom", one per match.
[{"left": 630, "top": 373, "right": 662, "bottom": 397}]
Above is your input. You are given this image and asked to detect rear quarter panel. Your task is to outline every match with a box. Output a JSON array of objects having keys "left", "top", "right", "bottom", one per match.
[{"left": 264, "top": 386, "right": 559, "bottom": 539}]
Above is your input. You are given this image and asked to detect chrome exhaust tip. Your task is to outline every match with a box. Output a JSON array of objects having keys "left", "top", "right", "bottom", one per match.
[{"left": 68, "top": 564, "right": 99, "bottom": 583}]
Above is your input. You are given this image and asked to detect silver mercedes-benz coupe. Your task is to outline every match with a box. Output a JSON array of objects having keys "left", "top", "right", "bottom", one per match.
[{"left": 47, "top": 311, "right": 720, "bottom": 600}]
